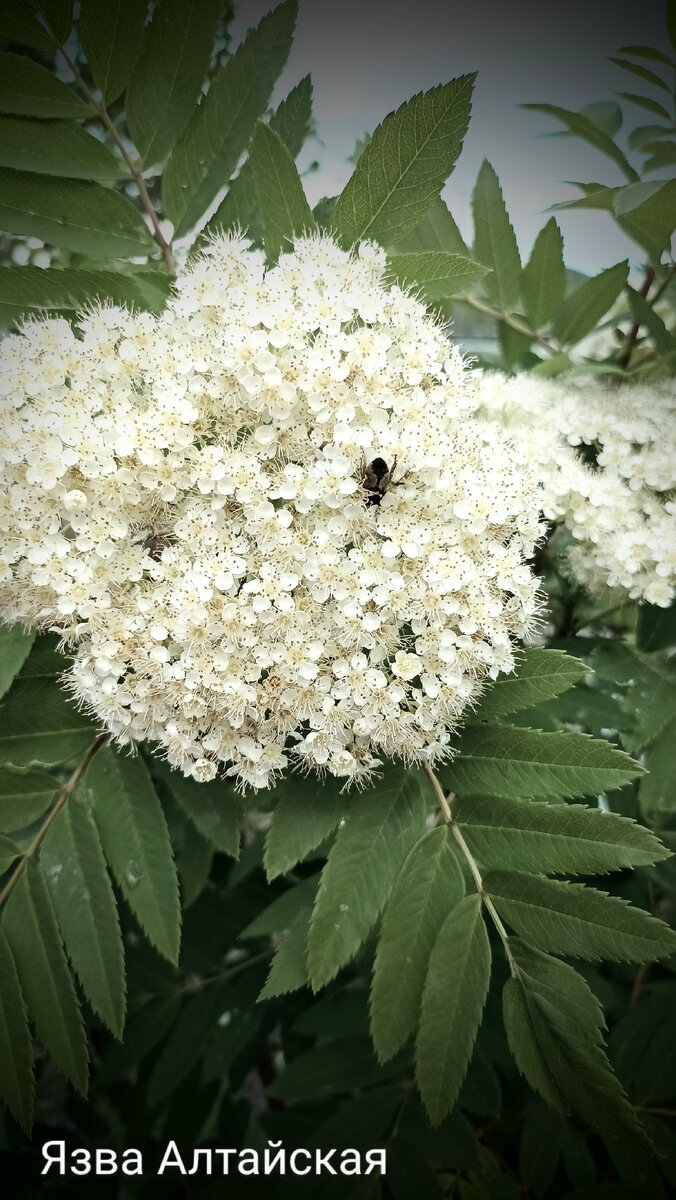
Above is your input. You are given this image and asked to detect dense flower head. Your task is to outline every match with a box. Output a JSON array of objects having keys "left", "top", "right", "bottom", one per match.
[
  {"left": 0, "top": 232, "right": 542, "bottom": 788},
  {"left": 475, "top": 371, "right": 676, "bottom": 609}
]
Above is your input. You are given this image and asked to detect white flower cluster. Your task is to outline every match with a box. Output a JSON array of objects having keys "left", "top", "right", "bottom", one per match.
[
  {"left": 0, "top": 233, "right": 542, "bottom": 788},
  {"left": 475, "top": 371, "right": 676, "bottom": 609}
]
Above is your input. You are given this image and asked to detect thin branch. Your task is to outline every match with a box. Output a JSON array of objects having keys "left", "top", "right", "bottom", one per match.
[
  {"left": 0, "top": 732, "right": 109, "bottom": 908},
  {"left": 456, "top": 293, "right": 560, "bottom": 355},
  {"left": 422, "top": 762, "right": 515, "bottom": 972},
  {"left": 618, "top": 264, "right": 655, "bottom": 369},
  {"left": 57, "top": 46, "right": 175, "bottom": 274}
]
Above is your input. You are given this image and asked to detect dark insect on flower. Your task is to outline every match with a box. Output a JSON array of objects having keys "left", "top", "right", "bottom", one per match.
[{"left": 361, "top": 455, "right": 404, "bottom": 506}]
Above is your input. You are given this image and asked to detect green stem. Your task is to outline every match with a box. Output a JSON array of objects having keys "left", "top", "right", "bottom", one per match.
[
  {"left": 188, "top": 949, "right": 274, "bottom": 992},
  {"left": 456, "top": 294, "right": 560, "bottom": 355},
  {"left": 422, "top": 762, "right": 515, "bottom": 972},
  {"left": 0, "top": 733, "right": 109, "bottom": 909}
]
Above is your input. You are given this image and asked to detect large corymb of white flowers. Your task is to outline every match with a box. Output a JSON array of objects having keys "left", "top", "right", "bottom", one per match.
[
  {"left": 475, "top": 371, "right": 676, "bottom": 609},
  {"left": 0, "top": 233, "right": 542, "bottom": 789}
]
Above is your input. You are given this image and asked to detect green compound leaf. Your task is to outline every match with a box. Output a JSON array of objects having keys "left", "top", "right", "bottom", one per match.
[
  {"left": 150, "top": 757, "right": 243, "bottom": 858},
  {"left": 331, "top": 74, "right": 475, "bottom": 250},
  {"left": 264, "top": 773, "right": 346, "bottom": 880},
  {"left": 522, "top": 103, "right": 640, "bottom": 182},
  {"left": 127, "top": 0, "right": 223, "bottom": 167},
  {"left": 85, "top": 747, "right": 180, "bottom": 964},
  {"left": 258, "top": 906, "right": 312, "bottom": 1001},
  {"left": 370, "top": 826, "right": 465, "bottom": 1063},
  {"left": 486, "top": 870, "right": 676, "bottom": 962},
  {"left": 0, "top": 622, "right": 34, "bottom": 700},
  {"left": 440, "top": 725, "right": 642, "bottom": 801},
  {"left": 0, "top": 265, "right": 172, "bottom": 329},
  {"left": 0, "top": 768, "right": 56, "bottom": 833},
  {"left": 387, "top": 251, "right": 490, "bottom": 300},
  {"left": 521, "top": 217, "right": 566, "bottom": 329},
  {"left": 163, "top": 0, "right": 297, "bottom": 237},
  {"left": 0, "top": 52, "right": 93, "bottom": 118},
  {"left": 0, "top": 116, "right": 124, "bottom": 179},
  {"left": 0, "top": 170, "right": 156, "bottom": 258},
  {"left": 3, "top": 861, "right": 88, "bottom": 1093},
  {"left": 551, "top": 260, "right": 629, "bottom": 346},
  {"left": 471, "top": 648, "right": 588, "bottom": 721},
  {"left": 416, "top": 894, "right": 491, "bottom": 1126},
  {"left": 78, "top": 0, "right": 148, "bottom": 106},
  {"left": 471, "top": 159, "right": 521, "bottom": 311},
  {"left": 41, "top": 797, "right": 126, "bottom": 1038},
  {"left": 0, "top": 679, "right": 97, "bottom": 769},
  {"left": 503, "top": 940, "right": 648, "bottom": 1151},
  {"left": 0, "top": 926, "right": 34, "bottom": 1133},
  {"left": 307, "top": 766, "right": 428, "bottom": 990},
  {"left": 453, "top": 794, "right": 670, "bottom": 876},
  {"left": 248, "top": 121, "right": 315, "bottom": 263}
]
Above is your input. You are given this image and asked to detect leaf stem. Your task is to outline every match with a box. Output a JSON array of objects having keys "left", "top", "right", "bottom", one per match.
[
  {"left": 56, "top": 46, "right": 175, "bottom": 274},
  {"left": 422, "top": 762, "right": 515, "bottom": 971},
  {"left": 618, "top": 264, "right": 655, "bottom": 369},
  {"left": 456, "top": 293, "right": 560, "bottom": 355},
  {"left": 0, "top": 732, "right": 109, "bottom": 909}
]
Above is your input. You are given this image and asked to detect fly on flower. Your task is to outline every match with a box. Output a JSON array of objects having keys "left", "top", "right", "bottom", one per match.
[{"left": 361, "top": 455, "right": 408, "bottom": 506}]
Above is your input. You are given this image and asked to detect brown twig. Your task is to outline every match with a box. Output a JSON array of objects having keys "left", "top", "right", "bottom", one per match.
[
  {"left": 618, "top": 264, "right": 655, "bottom": 369},
  {"left": 0, "top": 732, "right": 109, "bottom": 908}
]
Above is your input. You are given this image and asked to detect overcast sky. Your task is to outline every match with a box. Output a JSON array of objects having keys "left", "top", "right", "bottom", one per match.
[{"left": 231, "top": 0, "right": 671, "bottom": 274}]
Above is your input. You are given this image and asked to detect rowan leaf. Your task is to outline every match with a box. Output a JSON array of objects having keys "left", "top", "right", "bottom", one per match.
[
  {"left": 390, "top": 196, "right": 470, "bottom": 256},
  {"left": 471, "top": 649, "right": 588, "bottom": 721},
  {"left": 331, "top": 75, "right": 475, "bottom": 249},
  {"left": 3, "top": 861, "right": 88, "bottom": 1092},
  {"left": 0, "top": 52, "right": 93, "bottom": 118},
  {"left": 248, "top": 121, "right": 315, "bottom": 263},
  {"left": 240, "top": 874, "right": 319, "bottom": 939},
  {"left": 41, "top": 796, "right": 126, "bottom": 1037},
  {"left": 78, "top": 0, "right": 148, "bottom": 105},
  {"left": 440, "top": 725, "right": 642, "bottom": 801},
  {"left": 307, "top": 766, "right": 428, "bottom": 990},
  {"left": 387, "top": 251, "right": 490, "bottom": 299},
  {"left": 521, "top": 218, "right": 566, "bottom": 328},
  {"left": 370, "top": 826, "right": 465, "bottom": 1062},
  {"left": 150, "top": 757, "right": 243, "bottom": 857},
  {"left": 522, "top": 103, "right": 639, "bottom": 182},
  {"left": 258, "top": 907, "right": 312, "bottom": 1001},
  {"left": 0, "top": 622, "right": 34, "bottom": 700},
  {"left": 471, "top": 159, "right": 521, "bottom": 311},
  {"left": 416, "top": 894, "right": 491, "bottom": 1125},
  {"left": 0, "top": 679, "right": 97, "bottom": 769},
  {"left": 551, "top": 260, "right": 629, "bottom": 345},
  {"left": 0, "top": 116, "right": 123, "bottom": 179},
  {"left": 85, "top": 747, "right": 180, "bottom": 964},
  {"left": 0, "top": 926, "right": 34, "bottom": 1132},
  {"left": 486, "top": 870, "right": 676, "bottom": 962},
  {"left": 264, "top": 773, "right": 346, "bottom": 880},
  {"left": 0, "top": 768, "right": 56, "bottom": 833},
  {"left": 453, "top": 794, "right": 670, "bottom": 876},
  {"left": 0, "top": 264, "right": 172, "bottom": 328}
]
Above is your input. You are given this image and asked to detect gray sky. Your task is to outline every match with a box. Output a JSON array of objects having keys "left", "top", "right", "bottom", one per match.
[{"left": 231, "top": 0, "right": 671, "bottom": 274}]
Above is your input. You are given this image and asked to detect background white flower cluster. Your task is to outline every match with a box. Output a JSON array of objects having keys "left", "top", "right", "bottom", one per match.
[
  {"left": 0, "top": 233, "right": 542, "bottom": 788},
  {"left": 475, "top": 372, "right": 676, "bottom": 610}
]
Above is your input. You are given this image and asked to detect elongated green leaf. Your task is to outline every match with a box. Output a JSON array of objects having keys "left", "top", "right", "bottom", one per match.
[
  {"left": 471, "top": 649, "right": 588, "bottom": 720},
  {"left": 32, "top": 1, "right": 73, "bottom": 44},
  {"left": 127, "top": 0, "right": 222, "bottom": 167},
  {"left": 391, "top": 196, "right": 470, "bottom": 256},
  {"left": 41, "top": 796, "right": 125, "bottom": 1037},
  {"left": 150, "top": 756, "right": 242, "bottom": 857},
  {"left": 0, "top": 1, "right": 56, "bottom": 50},
  {"left": 0, "top": 264, "right": 171, "bottom": 328},
  {"left": 269, "top": 73, "right": 313, "bottom": 159},
  {"left": 503, "top": 940, "right": 648, "bottom": 1150},
  {"left": 163, "top": 0, "right": 297, "bottom": 237},
  {"left": 370, "top": 827, "right": 465, "bottom": 1062},
  {"left": 521, "top": 218, "right": 566, "bottom": 328},
  {"left": 453, "top": 794, "right": 670, "bottom": 876},
  {"left": 264, "top": 774, "right": 345, "bottom": 880},
  {"left": 248, "top": 121, "right": 315, "bottom": 263},
  {"left": 551, "top": 260, "right": 629, "bottom": 345},
  {"left": 175, "top": 819, "right": 212, "bottom": 909},
  {"left": 268, "top": 1035, "right": 403, "bottom": 1103},
  {"left": 0, "top": 926, "right": 33, "bottom": 1132},
  {"left": 0, "top": 835, "right": 20, "bottom": 874},
  {"left": 522, "top": 103, "right": 639, "bottom": 182},
  {"left": 0, "top": 679, "right": 97, "bottom": 769},
  {"left": 471, "top": 160, "right": 521, "bottom": 311},
  {"left": 307, "top": 766, "right": 428, "bottom": 990},
  {"left": 440, "top": 725, "right": 642, "bottom": 801},
  {"left": 0, "top": 768, "right": 56, "bottom": 832},
  {"left": 618, "top": 92, "right": 672, "bottom": 119},
  {"left": 0, "top": 170, "right": 155, "bottom": 258},
  {"left": 416, "top": 894, "right": 491, "bottom": 1125},
  {"left": 618, "top": 45, "right": 675, "bottom": 67},
  {"left": 331, "top": 74, "right": 475, "bottom": 249},
  {"left": 387, "top": 251, "right": 489, "bottom": 300},
  {"left": 240, "top": 874, "right": 319, "bottom": 939},
  {"left": 628, "top": 123, "right": 674, "bottom": 151},
  {"left": 0, "top": 622, "right": 34, "bottom": 700},
  {"left": 614, "top": 179, "right": 676, "bottom": 255},
  {"left": 609, "top": 57, "right": 671, "bottom": 93},
  {"left": 588, "top": 641, "right": 676, "bottom": 752},
  {"left": 486, "top": 870, "right": 676, "bottom": 962},
  {"left": 147, "top": 979, "right": 230, "bottom": 1105},
  {"left": 258, "top": 906, "right": 312, "bottom": 1000},
  {"left": 86, "top": 747, "right": 180, "bottom": 963},
  {"left": 0, "top": 116, "right": 123, "bottom": 179},
  {"left": 4, "top": 862, "right": 88, "bottom": 1092},
  {"left": 627, "top": 285, "right": 676, "bottom": 351},
  {"left": 0, "top": 52, "right": 92, "bottom": 118},
  {"left": 639, "top": 717, "right": 676, "bottom": 826},
  {"left": 78, "top": 0, "right": 148, "bottom": 105}
]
